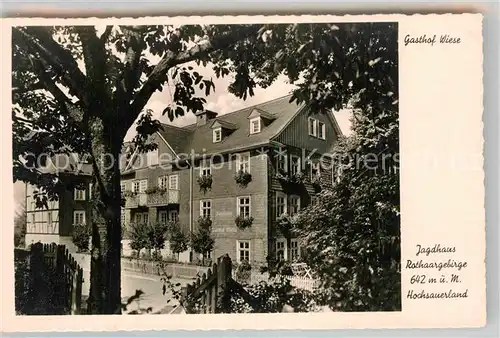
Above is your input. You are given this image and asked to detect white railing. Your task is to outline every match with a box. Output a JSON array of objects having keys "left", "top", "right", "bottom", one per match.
[{"left": 234, "top": 271, "right": 318, "bottom": 292}]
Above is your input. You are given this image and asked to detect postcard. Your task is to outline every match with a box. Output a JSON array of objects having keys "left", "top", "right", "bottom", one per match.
[{"left": 1, "top": 13, "right": 485, "bottom": 332}]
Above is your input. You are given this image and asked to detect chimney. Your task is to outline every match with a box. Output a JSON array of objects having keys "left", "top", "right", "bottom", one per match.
[{"left": 195, "top": 110, "right": 218, "bottom": 126}]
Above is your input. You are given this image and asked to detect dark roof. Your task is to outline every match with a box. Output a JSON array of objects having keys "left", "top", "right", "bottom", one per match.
[{"left": 157, "top": 95, "right": 302, "bottom": 158}]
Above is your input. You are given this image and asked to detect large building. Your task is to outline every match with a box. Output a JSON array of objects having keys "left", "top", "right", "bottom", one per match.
[
  {"left": 121, "top": 95, "right": 342, "bottom": 264},
  {"left": 24, "top": 95, "right": 342, "bottom": 265}
]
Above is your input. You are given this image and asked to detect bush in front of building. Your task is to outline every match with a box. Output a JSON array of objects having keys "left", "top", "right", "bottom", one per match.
[
  {"left": 72, "top": 223, "right": 91, "bottom": 252},
  {"left": 169, "top": 224, "right": 188, "bottom": 261}
]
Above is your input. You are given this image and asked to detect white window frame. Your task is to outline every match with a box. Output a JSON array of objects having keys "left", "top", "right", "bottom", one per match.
[
  {"left": 200, "top": 200, "right": 212, "bottom": 219},
  {"left": 276, "top": 238, "right": 287, "bottom": 261},
  {"left": 318, "top": 121, "right": 326, "bottom": 140},
  {"left": 290, "top": 155, "right": 301, "bottom": 175},
  {"left": 158, "top": 176, "right": 168, "bottom": 190},
  {"left": 308, "top": 117, "right": 317, "bottom": 137},
  {"left": 290, "top": 239, "right": 301, "bottom": 261},
  {"left": 203, "top": 250, "right": 213, "bottom": 260},
  {"left": 237, "top": 240, "right": 251, "bottom": 263},
  {"left": 276, "top": 147, "right": 288, "bottom": 173},
  {"left": 168, "top": 210, "right": 179, "bottom": 222},
  {"left": 120, "top": 208, "right": 126, "bottom": 225},
  {"left": 249, "top": 117, "right": 261, "bottom": 134},
  {"left": 237, "top": 196, "right": 251, "bottom": 218},
  {"left": 139, "top": 179, "right": 148, "bottom": 193},
  {"left": 200, "top": 160, "right": 212, "bottom": 177},
  {"left": 236, "top": 152, "right": 251, "bottom": 173},
  {"left": 132, "top": 181, "right": 140, "bottom": 193},
  {"left": 159, "top": 210, "right": 168, "bottom": 224},
  {"left": 73, "top": 210, "right": 85, "bottom": 225},
  {"left": 147, "top": 148, "right": 159, "bottom": 166},
  {"left": 89, "top": 183, "right": 93, "bottom": 198},
  {"left": 310, "top": 161, "right": 321, "bottom": 180},
  {"left": 276, "top": 192, "right": 287, "bottom": 217},
  {"left": 135, "top": 212, "right": 149, "bottom": 224},
  {"left": 168, "top": 174, "right": 179, "bottom": 190},
  {"left": 289, "top": 195, "right": 301, "bottom": 216},
  {"left": 213, "top": 127, "right": 222, "bottom": 143},
  {"left": 74, "top": 188, "right": 85, "bottom": 201},
  {"left": 120, "top": 183, "right": 126, "bottom": 192}
]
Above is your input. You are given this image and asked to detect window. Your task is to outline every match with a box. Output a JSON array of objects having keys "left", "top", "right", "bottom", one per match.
[
  {"left": 236, "top": 153, "right": 250, "bottom": 173},
  {"left": 169, "top": 210, "right": 179, "bottom": 222},
  {"left": 276, "top": 192, "right": 287, "bottom": 217},
  {"left": 237, "top": 240, "right": 250, "bottom": 262},
  {"left": 237, "top": 196, "right": 251, "bottom": 218},
  {"left": 310, "top": 161, "right": 321, "bottom": 180},
  {"left": 203, "top": 251, "right": 212, "bottom": 260},
  {"left": 308, "top": 117, "right": 317, "bottom": 137},
  {"left": 200, "top": 200, "right": 211, "bottom": 218},
  {"left": 89, "top": 183, "right": 93, "bottom": 198},
  {"left": 290, "top": 239, "right": 300, "bottom": 261},
  {"left": 120, "top": 183, "right": 126, "bottom": 192},
  {"left": 158, "top": 176, "right": 168, "bottom": 190},
  {"left": 135, "top": 212, "right": 149, "bottom": 224},
  {"left": 159, "top": 211, "right": 168, "bottom": 224},
  {"left": 200, "top": 160, "right": 211, "bottom": 177},
  {"left": 276, "top": 239, "right": 286, "bottom": 261},
  {"left": 318, "top": 121, "right": 326, "bottom": 140},
  {"left": 139, "top": 179, "right": 148, "bottom": 193},
  {"left": 250, "top": 117, "right": 261, "bottom": 134},
  {"left": 213, "top": 128, "right": 222, "bottom": 143},
  {"left": 290, "top": 155, "right": 301, "bottom": 175},
  {"left": 147, "top": 149, "right": 159, "bottom": 166},
  {"left": 333, "top": 165, "right": 343, "bottom": 183},
  {"left": 73, "top": 211, "right": 85, "bottom": 225},
  {"left": 168, "top": 175, "right": 179, "bottom": 190},
  {"left": 132, "top": 181, "right": 140, "bottom": 192},
  {"left": 289, "top": 195, "right": 301, "bottom": 216},
  {"left": 120, "top": 208, "right": 126, "bottom": 225},
  {"left": 276, "top": 147, "right": 288, "bottom": 172},
  {"left": 308, "top": 117, "right": 326, "bottom": 140},
  {"left": 310, "top": 196, "right": 319, "bottom": 207},
  {"left": 74, "top": 188, "right": 85, "bottom": 201}
]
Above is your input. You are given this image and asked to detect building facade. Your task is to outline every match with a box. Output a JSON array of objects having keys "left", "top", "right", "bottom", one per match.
[
  {"left": 24, "top": 155, "right": 93, "bottom": 251},
  {"left": 121, "top": 95, "right": 342, "bottom": 264},
  {"left": 24, "top": 95, "right": 342, "bottom": 265}
]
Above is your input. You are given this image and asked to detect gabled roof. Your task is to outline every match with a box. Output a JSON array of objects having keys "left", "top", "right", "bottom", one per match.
[
  {"left": 211, "top": 119, "right": 238, "bottom": 130},
  {"left": 157, "top": 95, "right": 303, "bottom": 159}
]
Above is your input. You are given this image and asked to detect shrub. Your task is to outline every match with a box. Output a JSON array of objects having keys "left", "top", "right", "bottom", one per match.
[
  {"left": 234, "top": 170, "right": 252, "bottom": 187},
  {"left": 197, "top": 216, "right": 212, "bottom": 229},
  {"left": 276, "top": 214, "right": 293, "bottom": 238},
  {"left": 190, "top": 227, "right": 214, "bottom": 263},
  {"left": 235, "top": 215, "right": 254, "bottom": 229},
  {"left": 170, "top": 224, "right": 188, "bottom": 260},
  {"left": 234, "top": 259, "right": 252, "bottom": 284},
  {"left": 128, "top": 222, "right": 149, "bottom": 257},
  {"left": 72, "top": 223, "right": 91, "bottom": 252},
  {"left": 197, "top": 174, "right": 212, "bottom": 193}
]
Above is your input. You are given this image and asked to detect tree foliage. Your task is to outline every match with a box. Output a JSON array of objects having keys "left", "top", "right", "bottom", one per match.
[
  {"left": 12, "top": 22, "right": 398, "bottom": 313},
  {"left": 14, "top": 204, "right": 27, "bottom": 247}
]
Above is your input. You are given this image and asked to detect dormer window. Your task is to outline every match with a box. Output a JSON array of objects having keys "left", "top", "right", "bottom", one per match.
[
  {"left": 250, "top": 117, "right": 261, "bottom": 134},
  {"left": 213, "top": 128, "right": 222, "bottom": 143},
  {"left": 248, "top": 108, "right": 275, "bottom": 134}
]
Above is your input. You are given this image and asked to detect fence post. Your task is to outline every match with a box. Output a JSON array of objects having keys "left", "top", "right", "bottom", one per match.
[{"left": 216, "top": 254, "right": 232, "bottom": 313}]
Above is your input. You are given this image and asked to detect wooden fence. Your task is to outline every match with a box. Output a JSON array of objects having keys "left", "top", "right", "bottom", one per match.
[
  {"left": 180, "top": 254, "right": 232, "bottom": 314},
  {"left": 14, "top": 243, "right": 83, "bottom": 315}
]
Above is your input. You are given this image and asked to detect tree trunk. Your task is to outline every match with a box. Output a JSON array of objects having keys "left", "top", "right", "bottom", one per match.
[{"left": 86, "top": 119, "right": 122, "bottom": 314}]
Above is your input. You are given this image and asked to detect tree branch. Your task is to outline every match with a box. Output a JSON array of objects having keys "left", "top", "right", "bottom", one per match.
[
  {"left": 125, "top": 25, "right": 260, "bottom": 131},
  {"left": 75, "top": 26, "right": 108, "bottom": 105},
  {"left": 100, "top": 26, "right": 113, "bottom": 43},
  {"left": 13, "top": 27, "right": 90, "bottom": 108}
]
